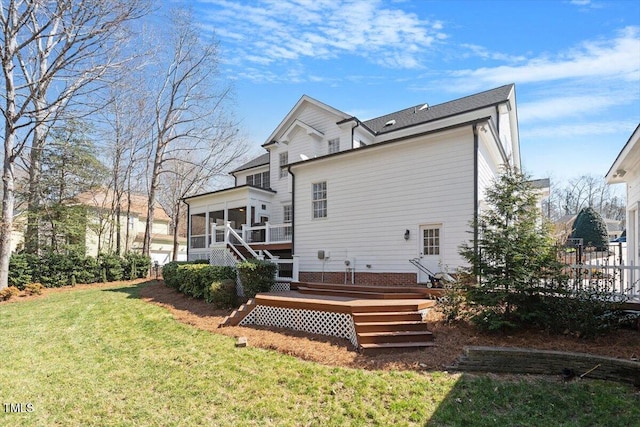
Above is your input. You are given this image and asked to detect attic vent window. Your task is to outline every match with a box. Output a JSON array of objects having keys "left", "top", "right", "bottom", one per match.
[
  {"left": 384, "top": 119, "right": 396, "bottom": 127},
  {"left": 419, "top": 103, "right": 429, "bottom": 111}
]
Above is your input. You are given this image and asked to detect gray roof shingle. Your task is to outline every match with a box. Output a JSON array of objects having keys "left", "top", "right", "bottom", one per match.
[
  {"left": 231, "top": 153, "right": 270, "bottom": 173},
  {"left": 363, "top": 84, "right": 514, "bottom": 135}
]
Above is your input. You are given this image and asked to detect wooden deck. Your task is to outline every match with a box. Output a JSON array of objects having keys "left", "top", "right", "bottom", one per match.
[
  {"left": 222, "top": 282, "right": 439, "bottom": 352},
  {"left": 254, "top": 290, "right": 436, "bottom": 314}
]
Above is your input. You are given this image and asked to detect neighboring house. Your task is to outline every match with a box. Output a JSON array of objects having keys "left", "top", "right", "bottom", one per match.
[
  {"left": 75, "top": 190, "right": 187, "bottom": 264},
  {"left": 606, "top": 123, "right": 640, "bottom": 267},
  {"left": 184, "top": 84, "right": 521, "bottom": 285}
]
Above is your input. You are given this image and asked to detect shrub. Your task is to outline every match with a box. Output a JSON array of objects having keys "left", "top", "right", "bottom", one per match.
[
  {"left": 8, "top": 253, "right": 33, "bottom": 290},
  {"left": 24, "top": 282, "right": 44, "bottom": 296},
  {"left": 0, "top": 286, "right": 20, "bottom": 301},
  {"left": 38, "top": 252, "right": 74, "bottom": 287},
  {"left": 178, "top": 264, "right": 236, "bottom": 299},
  {"left": 570, "top": 207, "right": 609, "bottom": 251},
  {"left": 204, "top": 279, "right": 238, "bottom": 308},
  {"left": 237, "top": 259, "right": 277, "bottom": 298},
  {"left": 162, "top": 261, "right": 183, "bottom": 289},
  {"left": 162, "top": 261, "right": 236, "bottom": 301},
  {"left": 123, "top": 252, "right": 151, "bottom": 279},
  {"left": 98, "top": 253, "right": 123, "bottom": 282}
]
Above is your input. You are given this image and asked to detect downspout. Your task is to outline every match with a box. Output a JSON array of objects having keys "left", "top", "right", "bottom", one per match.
[
  {"left": 351, "top": 119, "right": 359, "bottom": 149},
  {"left": 472, "top": 123, "right": 479, "bottom": 277},
  {"left": 288, "top": 165, "right": 296, "bottom": 256},
  {"left": 184, "top": 199, "right": 191, "bottom": 261}
]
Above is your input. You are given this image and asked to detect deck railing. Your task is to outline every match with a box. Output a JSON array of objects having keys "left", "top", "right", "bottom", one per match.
[
  {"left": 210, "top": 222, "right": 292, "bottom": 245},
  {"left": 209, "top": 221, "right": 298, "bottom": 282}
]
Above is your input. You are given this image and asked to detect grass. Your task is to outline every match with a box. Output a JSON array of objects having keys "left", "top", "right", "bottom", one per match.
[{"left": 1, "top": 282, "right": 638, "bottom": 426}]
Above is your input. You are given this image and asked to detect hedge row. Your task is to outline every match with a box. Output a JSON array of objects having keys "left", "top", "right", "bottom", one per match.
[
  {"left": 8, "top": 252, "right": 151, "bottom": 289},
  {"left": 162, "top": 261, "right": 237, "bottom": 309},
  {"left": 162, "top": 259, "right": 278, "bottom": 308}
]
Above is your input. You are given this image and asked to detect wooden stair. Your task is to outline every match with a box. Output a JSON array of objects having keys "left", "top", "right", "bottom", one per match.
[
  {"left": 292, "top": 282, "right": 436, "bottom": 352},
  {"left": 219, "top": 298, "right": 256, "bottom": 327},
  {"left": 353, "top": 311, "right": 435, "bottom": 352}
]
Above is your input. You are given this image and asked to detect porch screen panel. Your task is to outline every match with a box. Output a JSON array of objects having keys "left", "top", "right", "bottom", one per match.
[
  {"left": 190, "top": 213, "right": 206, "bottom": 248},
  {"left": 208, "top": 211, "right": 224, "bottom": 244}
]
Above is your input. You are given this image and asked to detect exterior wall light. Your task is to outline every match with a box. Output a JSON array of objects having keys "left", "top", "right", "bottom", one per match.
[{"left": 404, "top": 229, "right": 410, "bottom": 240}]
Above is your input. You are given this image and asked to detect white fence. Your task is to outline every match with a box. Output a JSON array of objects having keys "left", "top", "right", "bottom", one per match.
[{"left": 560, "top": 242, "right": 640, "bottom": 301}]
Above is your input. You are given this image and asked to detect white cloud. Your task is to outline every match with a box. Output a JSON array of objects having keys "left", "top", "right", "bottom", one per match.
[
  {"left": 519, "top": 94, "right": 629, "bottom": 123},
  {"left": 447, "top": 26, "right": 640, "bottom": 91},
  {"left": 195, "top": 0, "right": 446, "bottom": 78},
  {"left": 521, "top": 120, "right": 637, "bottom": 139}
]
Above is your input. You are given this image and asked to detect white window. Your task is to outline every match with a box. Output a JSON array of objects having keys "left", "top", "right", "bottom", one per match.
[
  {"left": 312, "top": 182, "right": 327, "bottom": 219},
  {"left": 422, "top": 227, "right": 440, "bottom": 256},
  {"left": 283, "top": 205, "right": 292, "bottom": 223},
  {"left": 279, "top": 152, "right": 288, "bottom": 178},
  {"left": 328, "top": 138, "right": 340, "bottom": 154},
  {"left": 246, "top": 171, "right": 270, "bottom": 189}
]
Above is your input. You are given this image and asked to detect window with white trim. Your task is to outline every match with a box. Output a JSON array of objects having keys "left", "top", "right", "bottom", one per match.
[
  {"left": 283, "top": 205, "right": 292, "bottom": 223},
  {"left": 312, "top": 182, "right": 327, "bottom": 219},
  {"left": 328, "top": 138, "right": 340, "bottom": 154},
  {"left": 279, "top": 152, "right": 288, "bottom": 178},
  {"left": 246, "top": 171, "right": 270, "bottom": 189},
  {"left": 422, "top": 227, "right": 440, "bottom": 255}
]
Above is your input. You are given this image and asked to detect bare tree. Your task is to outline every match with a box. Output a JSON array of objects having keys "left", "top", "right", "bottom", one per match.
[
  {"left": 157, "top": 138, "right": 247, "bottom": 261},
  {"left": 142, "top": 8, "right": 245, "bottom": 257},
  {"left": 0, "top": 0, "right": 149, "bottom": 289},
  {"left": 545, "top": 174, "right": 626, "bottom": 222}
]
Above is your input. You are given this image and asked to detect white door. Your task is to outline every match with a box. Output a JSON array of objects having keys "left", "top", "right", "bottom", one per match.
[{"left": 417, "top": 224, "right": 442, "bottom": 283}]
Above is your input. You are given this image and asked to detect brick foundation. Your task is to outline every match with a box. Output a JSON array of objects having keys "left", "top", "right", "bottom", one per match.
[{"left": 298, "top": 271, "right": 418, "bottom": 287}]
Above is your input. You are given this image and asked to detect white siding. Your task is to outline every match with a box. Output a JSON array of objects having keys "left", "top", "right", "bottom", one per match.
[
  {"left": 267, "top": 102, "right": 353, "bottom": 221},
  {"left": 235, "top": 165, "right": 269, "bottom": 186},
  {"left": 292, "top": 126, "right": 476, "bottom": 277}
]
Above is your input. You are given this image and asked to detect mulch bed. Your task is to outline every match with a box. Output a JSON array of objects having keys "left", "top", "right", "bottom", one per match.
[
  {"left": 138, "top": 281, "right": 640, "bottom": 372},
  {"left": 5, "top": 279, "right": 638, "bottom": 372}
]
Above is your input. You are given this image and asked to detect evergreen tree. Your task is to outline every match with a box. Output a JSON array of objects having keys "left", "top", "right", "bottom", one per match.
[
  {"left": 37, "top": 121, "right": 107, "bottom": 254},
  {"left": 459, "top": 167, "right": 566, "bottom": 331},
  {"left": 570, "top": 207, "right": 609, "bottom": 251}
]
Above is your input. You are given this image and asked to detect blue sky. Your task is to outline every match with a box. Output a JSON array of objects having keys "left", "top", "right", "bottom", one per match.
[{"left": 167, "top": 0, "right": 640, "bottom": 185}]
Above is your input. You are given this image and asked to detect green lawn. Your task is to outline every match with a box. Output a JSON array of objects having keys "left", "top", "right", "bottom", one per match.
[{"left": 1, "top": 282, "right": 637, "bottom": 426}]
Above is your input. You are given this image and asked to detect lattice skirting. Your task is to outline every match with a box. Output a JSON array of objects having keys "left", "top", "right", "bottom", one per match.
[
  {"left": 239, "top": 305, "right": 359, "bottom": 348},
  {"left": 270, "top": 282, "right": 291, "bottom": 292}
]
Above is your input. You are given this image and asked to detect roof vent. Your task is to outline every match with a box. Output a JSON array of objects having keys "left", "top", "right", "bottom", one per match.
[
  {"left": 418, "top": 103, "right": 429, "bottom": 111},
  {"left": 384, "top": 119, "right": 396, "bottom": 127}
]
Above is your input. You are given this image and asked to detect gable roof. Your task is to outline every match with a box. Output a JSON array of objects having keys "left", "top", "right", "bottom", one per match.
[
  {"left": 363, "top": 84, "right": 514, "bottom": 135},
  {"left": 231, "top": 153, "right": 270, "bottom": 174},
  {"left": 263, "top": 95, "right": 351, "bottom": 146}
]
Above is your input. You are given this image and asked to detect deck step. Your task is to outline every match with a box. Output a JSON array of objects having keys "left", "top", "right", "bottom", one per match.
[
  {"left": 359, "top": 341, "right": 436, "bottom": 351},
  {"left": 357, "top": 330, "right": 434, "bottom": 344},
  {"left": 352, "top": 311, "right": 425, "bottom": 322},
  {"left": 219, "top": 298, "right": 255, "bottom": 327},
  {"left": 296, "top": 286, "right": 426, "bottom": 300},
  {"left": 354, "top": 321, "right": 430, "bottom": 333}
]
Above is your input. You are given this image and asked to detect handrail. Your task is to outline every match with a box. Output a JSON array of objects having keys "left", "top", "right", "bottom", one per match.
[{"left": 226, "top": 222, "right": 260, "bottom": 259}]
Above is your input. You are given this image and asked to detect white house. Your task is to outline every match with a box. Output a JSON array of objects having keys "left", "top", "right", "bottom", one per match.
[
  {"left": 606, "top": 123, "right": 640, "bottom": 267},
  {"left": 184, "top": 84, "right": 520, "bottom": 286}
]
